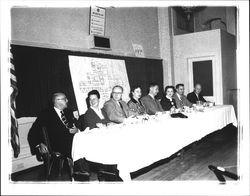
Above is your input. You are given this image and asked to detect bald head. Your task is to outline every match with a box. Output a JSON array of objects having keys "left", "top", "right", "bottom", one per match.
[
  {"left": 194, "top": 84, "right": 202, "bottom": 94},
  {"left": 52, "top": 93, "right": 68, "bottom": 110}
]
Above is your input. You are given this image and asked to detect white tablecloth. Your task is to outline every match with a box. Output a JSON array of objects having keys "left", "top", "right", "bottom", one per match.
[{"left": 71, "top": 105, "right": 237, "bottom": 181}]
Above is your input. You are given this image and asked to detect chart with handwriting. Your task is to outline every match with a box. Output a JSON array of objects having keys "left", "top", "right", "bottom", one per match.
[{"left": 68, "top": 56, "right": 130, "bottom": 115}]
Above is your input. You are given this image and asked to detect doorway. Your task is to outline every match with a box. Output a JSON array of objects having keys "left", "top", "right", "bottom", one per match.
[{"left": 187, "top": 55, "right": 223, "bottom": 104}]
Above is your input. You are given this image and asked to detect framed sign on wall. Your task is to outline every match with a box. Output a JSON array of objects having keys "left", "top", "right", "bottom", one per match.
[{"left": 89, "top": 6, "right": 106, "bottom": 36}]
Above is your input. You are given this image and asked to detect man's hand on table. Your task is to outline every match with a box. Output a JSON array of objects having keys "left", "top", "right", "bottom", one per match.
[
  {"left": 124, "top": 115, "right": 138, "bottom": 124},
  {"left": 69, "top": 125, "right": 79, "bottom": 134}
]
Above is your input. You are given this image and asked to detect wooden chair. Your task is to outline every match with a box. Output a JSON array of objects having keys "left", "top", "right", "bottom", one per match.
[{"left": 40, "top": 127, "right": 73, "bottom": 181}]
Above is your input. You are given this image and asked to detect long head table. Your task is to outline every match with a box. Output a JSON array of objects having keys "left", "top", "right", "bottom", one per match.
[{"left": 71, "top": 105, "right": 237, "bottom": 181}]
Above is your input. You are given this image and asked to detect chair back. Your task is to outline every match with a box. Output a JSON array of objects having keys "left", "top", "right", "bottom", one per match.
[
  {"left": 41, "top": 126, "right": 52, "bottom": 153},
  {"left": 41, "top": 127, "right": 73, "bottom": 180}
]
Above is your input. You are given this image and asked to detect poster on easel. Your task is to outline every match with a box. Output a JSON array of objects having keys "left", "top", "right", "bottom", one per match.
[{"left": 68, "top": 56, "right": 130, "bottom": 115}]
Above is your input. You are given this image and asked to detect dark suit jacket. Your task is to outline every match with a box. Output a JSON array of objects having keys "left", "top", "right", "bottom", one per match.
[
  {"left": 140, "top": 94, "right": 164, "bottom": 115},
  {"left": 28, "top": 107, "right": 78, "bottom": 158},
  {"left": 173, "top": 93, "right": 193, "bottom": 109},
  {"left": 103, "top": 99, "right": 135, "bottom": 123},
  {"left": 187, "top": 91, "right": 206, "bottom": 104},
  {"left": 78, "top": 107, "right": 110, "bottom": 130},
  {"left": 160, "top": 96, "right": 177, "bottom": 111}
]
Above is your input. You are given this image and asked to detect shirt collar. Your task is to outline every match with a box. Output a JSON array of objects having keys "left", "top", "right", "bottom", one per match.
[
  {"left": 176, "top": 93, "right": 182, "bottom": 100},
  {"left": 54, "top": 107, "right": 63, "bottom": 119},
  {"left": 131, "top": 97, "right": 139, "bottom": 104},
  {"left": 91, "top": 106, "right": 101, "bottom": 112},
  {"left": 112, "top": 98, "right": 121, "bottom": 105},
  {"left": 54, "top": 106, "right": 62, "bottom": 113},
  {"left": 148, "top": 93, "right": 155, "bottom": 100}
]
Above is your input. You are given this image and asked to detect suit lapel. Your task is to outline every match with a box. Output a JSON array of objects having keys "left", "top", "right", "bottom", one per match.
[
  {"left": 148, "top": 94, "right": 156, "bottom": 104},
  {"left": 174, "top": 94, "right": 183, "bottom": 108},
  {"left": 119, "top": 101, "right": 128, "bottom": 118},
  {"left": 112, "top": 99, "right": 126, "bottom": 116},
  {"left": 89, "top": 107, "right": 102, "bottom": 121},
  {"left": 52, "top": 108, "right": 66, "bottom": 128}
]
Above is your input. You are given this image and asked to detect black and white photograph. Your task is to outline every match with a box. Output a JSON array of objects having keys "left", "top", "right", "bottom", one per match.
[{"left": 1, "top": 0, "right": 249, "bottom": 195}]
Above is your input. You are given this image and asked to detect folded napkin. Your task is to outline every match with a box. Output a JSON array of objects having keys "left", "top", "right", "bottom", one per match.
[{"left": 170, "top": 113, "right": 188, "bottom": 118}]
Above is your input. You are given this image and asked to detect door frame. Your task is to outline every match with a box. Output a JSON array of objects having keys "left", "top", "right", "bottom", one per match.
[{"left": 187, "top": 55, "right": 223, "bottom": 104}]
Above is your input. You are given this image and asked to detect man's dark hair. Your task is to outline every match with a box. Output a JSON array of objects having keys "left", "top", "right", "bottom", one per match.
[
  {"left": 148, "top": 82, "right": 159, "bottom": 89},
  {"left": 175, "top": 83, "right": 184, "bottom": 89},
  {"left": 88, "top": 90, "right": 100, "bottom": 99}
]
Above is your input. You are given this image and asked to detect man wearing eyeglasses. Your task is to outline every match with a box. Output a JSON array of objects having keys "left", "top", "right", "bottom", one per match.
[
  {"left": 103, "top": 85, "right": 136, "bottom": 123},
  {"left": 28, "top": 92, "right": 90, "bottom": 181}
]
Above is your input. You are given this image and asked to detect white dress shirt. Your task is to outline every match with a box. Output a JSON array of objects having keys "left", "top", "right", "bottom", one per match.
[
  {"left": 176, "top": 93, "right": 182, "bottom": 100},
  {"left": 54, "top": 107, "right": 64, "bottom": 122},
  {"left": 195, "top": 93, "right": 199, "bottom": 100},
  {"left": 91, "top": 106, "right": 104, "bottom": 119},
  {"left": 148, "top": 93, "right": 155, "bottom": 100}
]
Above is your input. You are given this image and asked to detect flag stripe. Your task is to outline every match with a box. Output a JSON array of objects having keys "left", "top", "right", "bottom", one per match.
[
  {"left": 10, "top": 48, "right": 20, "bottom": 158},
  {"left": 10, "top": 68, "right": 16, "bottom": 75},
  {"left": 10, "top": 74, "right": 17, "bottom": 82}
]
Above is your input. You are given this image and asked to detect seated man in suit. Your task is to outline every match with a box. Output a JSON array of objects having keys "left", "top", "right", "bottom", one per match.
[
  {"left": 187, "top": 83, "right": 206, "bottom": 104},
  {"left": 28, "top": 92, "right": 90, "bottom": 180},
  {"left": 173, "top": 83, "right": 193, "bottom": 109},
  {"left": 103, "top": 85, "right": 136, "bottom": 123},
  {"left": 140, "top": 82, "right": 164, "bottom": 115},
  {"left": 78, "top": 90, "right": 110, "bottom": 130}
]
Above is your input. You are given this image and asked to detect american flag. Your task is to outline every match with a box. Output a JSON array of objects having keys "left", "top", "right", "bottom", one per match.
[{"left": 10, "top": 47, "right": 20, "bottom": 158}]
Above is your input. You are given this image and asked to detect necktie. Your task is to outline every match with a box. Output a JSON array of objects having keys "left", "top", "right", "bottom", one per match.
[
  {"left": 60, "top": 111, "right": 69, "bottom": 128},
  {"left": 119, "top": 102, "right": 127, "bottom": 118},
  {"left": 196, "top": 94, "right": 200, "bottom": 101},
  {"left": 180, "top": 96, "right": 184, "bottom": 108}
]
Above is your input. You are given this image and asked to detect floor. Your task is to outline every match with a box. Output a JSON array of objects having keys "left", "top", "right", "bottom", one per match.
[
  {"left": 133, "top": 124, "right": 237, "bottom": 181},
  {"left": 11, "top": 124, "right": 238, "bottom": 182}
]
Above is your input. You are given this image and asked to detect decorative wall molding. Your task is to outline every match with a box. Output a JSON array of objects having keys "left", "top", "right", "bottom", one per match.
[{"left": 10, "top": 40, "right": 162, "bottom": 60}]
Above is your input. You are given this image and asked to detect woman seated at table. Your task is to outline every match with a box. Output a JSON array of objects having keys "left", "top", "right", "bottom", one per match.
[
  {"left": 78, "top": 90, "right": 110, "bottom": 130},
  {"left": 127, "top": 85, "right": 146, "bottom": 115},
  {"left": 160, "top": 85, "right": 177, "bottom": 112}
]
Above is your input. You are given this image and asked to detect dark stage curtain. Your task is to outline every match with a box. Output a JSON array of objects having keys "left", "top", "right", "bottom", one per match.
[
  {"left": 12, "top": 45, "right": 77, "bottom": 117},
  {"left": 12, "top": 45, "right": 163, "bottom": 118},
  {"left": 125, "top": 57, "right": 163, "bottom": 99}
]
